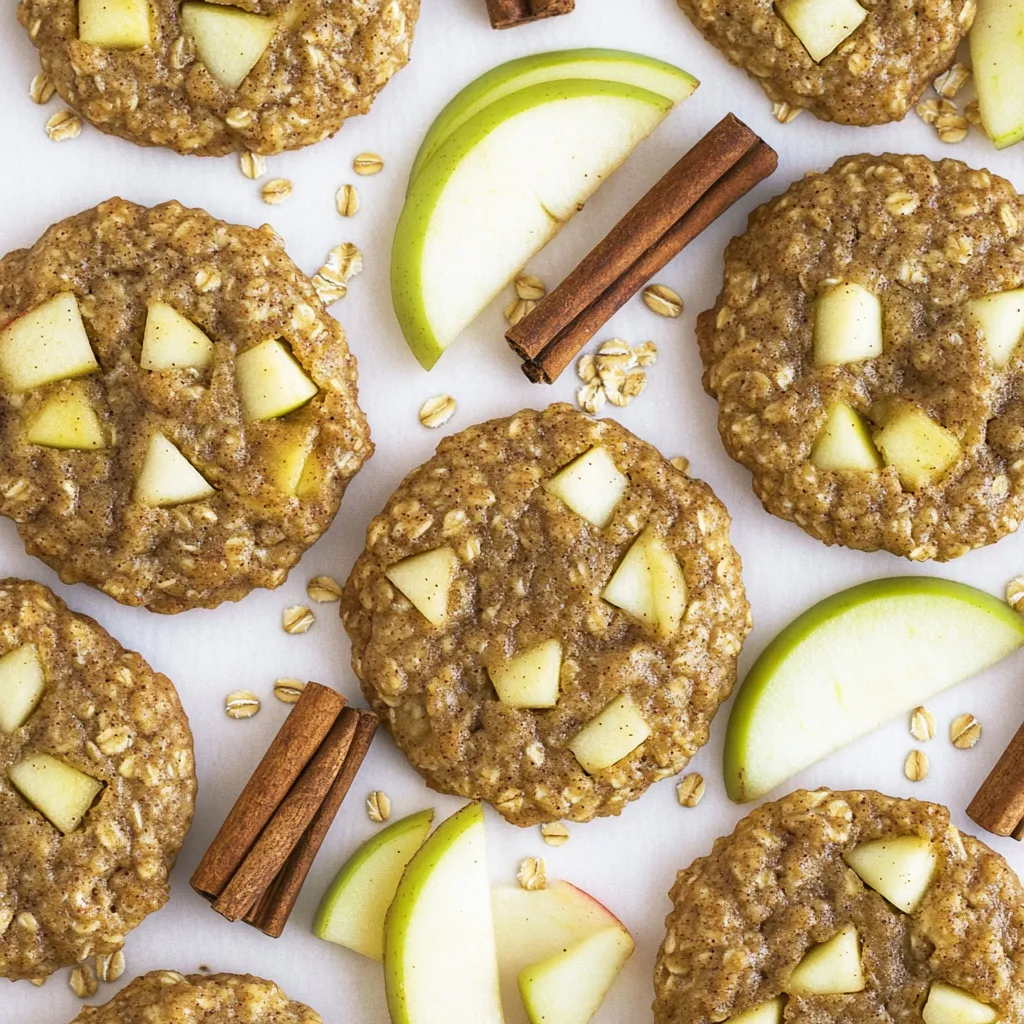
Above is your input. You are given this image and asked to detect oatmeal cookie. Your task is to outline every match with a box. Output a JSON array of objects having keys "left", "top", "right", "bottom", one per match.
[
  {"left": 18, "top": 0, "right": 418, "bottom": 156},
  {"left": 699, "top": 153, "right": 1024, "bottom": 561},
  {"left": 674, "top": 0, "right": 972, "bottom": 125},
  {"left": 71, "top": 971, "right": 321, "bottom": 1022},
  {"left": 0, "top": 198, "right": 371, "bottom": 612},
  {"left": 342, "top": 404, "right": 750, "bottom": 827},
  {"left": 654, "top": 789, "right": 1024, "bottom": 1024},
  {"left": 0, "top": 580, "right": 195, "bottom": 981}
]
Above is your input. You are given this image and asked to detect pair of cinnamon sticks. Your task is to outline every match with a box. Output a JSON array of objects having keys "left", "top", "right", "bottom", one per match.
[
  {"left": 191, "top": 682, "right": 378, "bottom": 937},
  {"left": 506, "top": 114, "right": 778, "bottom": 384},
  {"left": 486, "top": 0, "right": 574, "bottom": 29}
]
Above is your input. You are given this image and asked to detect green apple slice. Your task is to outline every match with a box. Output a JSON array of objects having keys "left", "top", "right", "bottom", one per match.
[
  {"left": 236, "top": 339, "right": 318, "bottom": 423},
  {"left": 971, "top": 0, "right": 1024, "bottom": 150},
  {"left": 26, "top": 382, "right": 105, "bottom": 450},
  {"left": 966, "top": 288, "right": 1024, "bottom": 367},
  {"left": 923, "top": 982, "right": 999, "bottom": 1024},
  {"left": 0, "top": 644, "right": 45, "bottom": 735},
  {"left": 724, "top": 577, "right": 1024, "bottom": 802},
  {"left": 776, "top": 0, "right": 868, "bottom": 62},
  {"left": 384, "top": 802, "right": 504, "bottom": 1024},
  {"left": 875, "top": 407, "right": 961, "bottom": 490},
  {"left": 813, "top": 282, "right": 883, "bottom": 367},
  {"left": 489, "top": 639, "right": 562, "bottom": 709},
  {"left": 180, "top": 1, "right": 277, "bottom": 91},
  {"left": 0, "top": 292, "right": 99, "bottom": 393},
  {"left": 392, "top": 80, "right": 673, "bottom": 370},
  {"left": 314, "top": 808, "right": 434, "bottom": 962},
  {"left": 79, "top": 0, "right": 151, "bottom": 48},
  {"left": 810, "top": 403, "right": 882, "bottom": 472},
  {"left": 728, "top": 999, "right": 785, "bottom": 1024},
  {"left": 568, "top": 692, "right": 651, "bottom": 774},
  {"left": 843, "top": 835, "right": 937, "bottom": 913},
  {"left": 788, "top": 923, "right": 863, "bottom": 995},
  {"left": 408, "top": 49, "right": 698, "bottom": 187},
  {"left": 543, "top": 447, "right": 627, "bottom": 528},
  {"left": 141, "top": 301, "right": 215, "bottom": 371},
  {"left": 9, "top": 752, "right": 103, "bottom": 834},
  {"left": 518, "top": 925, "right": 634, "bottom": 1024},
  {"left": 135, "top": 433, "right": 216, "bottom": 508},
  {"left": 385, "top": 547, "right": 459, "bottom": 627}
]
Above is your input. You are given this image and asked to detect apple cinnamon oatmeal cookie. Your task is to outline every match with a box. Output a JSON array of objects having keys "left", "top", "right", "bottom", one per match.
[
  {"left": 18, "top": 0, "right": 418, "bottom": 156},
  {"left": 71, "top": 971, "right": 321, "bottom": 1023},
  {"left": 0, "top": 580, "right": 195, "bottom": 982},
  {"left": 654, "top": 789, "right": 1024, "bottom": 1024},
  {"left": 0, "top": 198, "right": 371, "bottom": 613},
  {"left": 342, "top": 404, "right": 751, "bottom": 827},
  {"left": 699, "top": 153, "right": 1024, "bottom": 562},
  {"left": 674, "top": 0, "right": 972, "bottom": 125}
]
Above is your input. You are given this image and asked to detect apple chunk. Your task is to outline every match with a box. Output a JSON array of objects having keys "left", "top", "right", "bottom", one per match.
[
  {"left": 568, "top": 693, "right": 650, "bottom": 774},
  {"left": 843, "top": 835, "right": 938, "bottom": 913},
  {"left": 386, "top": 548, "right": 459, "bottom": 627},
  {"left": 966, "top": 289, "right": 1024, "bottom": 367},
  {"left": 26, "top": 382, "right": 105, "bottom": 450},
  {"left": 875, "top": 407, "right": 961, "bottom": 490},
  {"left": 776, "top": 0, "right": 868, "bottom": 62},
  {"left": 810, "top": 403, "right": 882, "bottom": 472},
  {"left": 923, "top": 982, "right": 999, "bottom": 1024},
  {"left": 602, "top": 526, "right": 686, "bottom": 637},
  {"left": 236, "top": 339, "right": 318, "bottom": 423},
  {"left": 135, "top": 433, "right": 215, "bottom": 508},
  {"left": 971, "top": 0, "right": 1024, "bottom": 150},
  {"left": 9, "top": 752, "right": 103, "bottom": 834},
  {"left": 543, "top": 446, "right": 627, "bottom": 528},
  {"left": 79, "top": 0, "right": 152, "bottom": 48},
  {"left": 489, "top": 639, "right": 562, "bottom": 709},
  {"left": 180, "top": 1, "right": 277, "bottom": 91},
  {"left": 813, "top": 282, "right": 883, "bottom": 367},
  {"left": 259, "top": 424, "right": 317, "bottom": 496},
  {"left": 0, "top": 292, "right": 99, "bottom": 393},
  {"left": 0, "top": 645, "right": 45, "bottom": 735},
  {"left": 141, "top": 301, "right": 215, "bottom": 371},
  {"left": 314, "top": 808, "right": 434, "bottom": 962},
  {"left": 728, "top": 1000, "right": 785, "bottom": 1024},
  {"left": 788, "top": 923, "right": 863, "bottom": 995}
]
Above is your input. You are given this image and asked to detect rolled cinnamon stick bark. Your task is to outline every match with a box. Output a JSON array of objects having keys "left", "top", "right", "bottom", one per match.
[
  {"left": 486, "top": 0, "right": 574, "bottom": 29},
  {"left": 967, "top": 720, "right": 1024, "bottom": 839}
]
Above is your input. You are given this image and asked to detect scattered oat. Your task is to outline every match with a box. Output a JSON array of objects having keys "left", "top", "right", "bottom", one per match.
[
  {"left": 312, "top": 274, "right": 347, "bottom": 304},
  {"left": 273, "top": 678, "right": 305, "bottom": 703},
  {"left": 950, "top": 713, "right": 982, "bottom": 749},
  {"left": 261, "top": 178, "right": 293, "bottom": 204},
  {"left": 366, "top": 790, "right": 391, "bottom": 823},
  {"left": 29, "top": 72, "right": 55, "bottom": 105},
  {"left": 419, "top": 393, "right": 457, "bottom": 429},
  {"left": 771, "top": 100, "right": 802, "bottom": 124},
  {"left": 336, "top": 184, "right": 360, "bottom": 217},
  {"left": 504, "top": 297, "right": 535, "bottom": 327},
  {"left": 917, "top": 97, "right": 956, "bottom": 126},
  {"left": 540, "top": 821, "right": 569, "bottom": 847},
  {"left": 225, "top": 689, "right": 261, "bottom": 719},
  {"left": 642, "top": 283, "right": 683, "bottom": 318},
  {"left": 45, "top": 110, "right": 82, "bottom": 142},
  {"left": 934, "top": 62, "right": 971, "bottom": 99},
  {"left": 904, "top": 749, "right": 929, "bottom": 782},
  {"left": 598, "top": 338, "right": 633, "bottom": 359},
  {"left": 307, "top": 575, "right": 342, "bottom": 603},
  {"left": 282, "top": 605, "right": 315, "bottom": 635},
  {"left": 909, "top": 706, "right": 936, "bottom": 743},
  {"left": 29, "top": 978, "right": 46, "bottom": 987},
  {"left": 325, "top": 242, "right": 363, "bottom": 282},
  {"left": 621, "top": 368, "right": 648, "bottom": 400},
  {"left": 935, "top": 111, "right": 970, "bottom": 144},
  {"left": 633, "top": 340, "right": 659, "bottom": 366},
  {"left": 576, "top": 381, "right": 606, "bottom": 416},
  {"left": 95, "top": 950, "right": 125, "bottom": 984},
  {"left": 69, "top": 964, "right": 98, "bottom": 999},
  {"left": 515, "top": 273, "right": 546, "bottom": 301},
  {"left": 965, "top": 99, "right": 985, "bottom": 131},
  {"left": 671, "top": 456, "right": 690, "bottom": 473},
  {"left": 1006, "top": 575, "right": 1024, "bottom": 610},
  {"left": 676, "top": 772, "right": 706, "bottom": 807},
  {"left": 353, "top": 152, "right": 384, "bottom": 176},
  {"left": 239, "top": 152, "right": 266, "bottom": 180},
  {"left": 517, "top": 856, "right": 547, "bottom": 891},
  {"left": 577, "top": 353, "right": 597, "bottom": 383}
]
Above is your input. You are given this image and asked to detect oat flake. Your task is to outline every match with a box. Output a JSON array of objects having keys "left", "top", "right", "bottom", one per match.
[
  {"left": 353, "top": 152, "right": 384, "bottom": 175},
  {"left": 366, "top": 790, "right": 391, "bottom": 822},
  {"left": 273, "top": 678, "right": 306, "bottom": 704},
  {"left": 336, "top": 184, "right": 360, "bottom": 217},
  {"left": 950, "top": 713, "right": 982, "bottom": 749},
  {"left": 643, "top": 284, "right": 683, "bottom": 318},
  {"left": 515, "top": 273, "right": 546, "bottom": 301},
  {"left": 419, "top": 394, "right": 457, "bottom": 429},
  {"left": 225, "top": 690, "right": 261, "bottom": 719},
  {"left": 239, "top": 152, "right": 266, "bottom": 180},
  {"left": 261, "top": 178, "right": 293, "bottom": 204},
  {"left": 282, "top": 605, "right": 315, "bottom": 634},
  {"left": 517, "top": 856, "right": 547, "bottom": 890},
  {"left": 307, "top": 575, "right": 342, "bottom": 603},
  {"left": 904, "top": 749, "right": 929, "bottom": 782},
  {"left": 29, "top": 72, "right": 55, "bottom": 105},
  {"left": 45, "top": 110, "right": 82, "bottom": 141},
  {"left": 540, "top": 821, "right": 569, "bottom": 847},
  {"left": 909, "top": 706, "right": 936, "bottom": 742}
]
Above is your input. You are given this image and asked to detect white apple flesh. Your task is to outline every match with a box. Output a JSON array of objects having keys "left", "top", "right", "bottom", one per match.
[
  {"left": 727, "top": 999, "right": 785, "bottom": 1024},
  {"left": 9, "top": 752, "right": 103, "bottom": 834},
  {"left": 568, "top": 692, "right": 651, "bottom": 774},
  {"left": 602, "top": 526, "right": 686, "bottom": 637},
  {"left": 489, "top": 640, "right": 562, "bottom": 709},
  {"left": 235, "top": 339, "right": 318, "bottom": 423},
  {"left": 543, "top": 447, "right": 627, "bottom": 528},
  {"left": 810, "top": 403, "right": 882, "bottom": 472},
  {"left": 78, "top": 0, "right": 151, "bottom": 48},
  {"left": 385, "top": 547, "right": 460, "bottom": 627},
  {"left": 970, "top": 0, "right": 1024, "bottom": 150},
  {"left": 26, "top": 382, "right": 106, "bottom": 450},
  {"left": 776, "top": 0, "right": 868, "bottom": 62},
  {"left": 180, "top": 1, "right": 277, "bottom": 91},
  {"left": 922, "top": 982, "right": 999, "bottom": 1024},
  {"left": 843, "top": 835, "right": 938, "bottom": 913},
  {"left": 135, "top": 433, "right": 216, "bottom": 508},
  {"left": 966, "top": 288, "right": 1024, "bottom": 367},
  {"left": 141, "top": 301, "right": 215, "bottom": 371},
  {"left": 787, "top": 923, "right": 864, "bottom": 995},
  {"left": 813, "top": 282, "right": 883, "bottom": 367},
  {"left": 0, "top": 644, "right": 46, "bottom": 735},
  {"left": 875, "top": 407, "right": 961, "bottom": 490}
]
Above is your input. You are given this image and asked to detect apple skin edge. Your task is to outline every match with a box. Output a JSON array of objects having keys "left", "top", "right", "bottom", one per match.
[{"left": 723, "top": 576, "right": 1024, "bottom": 803}]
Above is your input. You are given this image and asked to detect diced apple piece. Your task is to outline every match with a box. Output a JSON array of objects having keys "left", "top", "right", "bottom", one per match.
[
  {"left": 813, "top": 282, "right": 883, "bottom": 366},
  {"left": 0, "top": 645, "right": 45, "bottom": 735},
  {"left": 970, "top": 0, "right": 1024, "bottom": 150},
  {"left": 261, "top": 424, "right": 317, "bottom": 497},
  {"left": 966, "top": 289, "right": 1024, "bottom": 368},
  {"left": 568, "top": 693, "right": 651, "bottom": 774},
  {"left": 602, "top": 527, "right": 686, "bottom": 637},
  {"left": 518, "top": 925, "right": 634, "bottom": 1024},
  {"left": 386, "top": 548, "right": 459, "bottom": 627},
  {"left": 646, "top": 530, "right": 686, "bottom": 637},
  {"left": 843, "top": 835, "right": 938, "bottom": 913},
  {"left": 180, "top": 1, "right": 277, "bottom": 91},
  {"left": 543, "top": 447, "right": 627, "bottom": 528},
  {"left": 236, "top": 339, "right": 318, "bottom": 423},
  {"left": 141, "top": 301, "right": 215, "bottom": 371},
  {"left": 776, "top": 0, "right": 868, "bottom": 62},
  {"left": 0, "top": 292, "right": 99, "bottom": 393},
  {"left": 728, "top": 999, "right": 785, "bottom": 1024},
  {"left": 788, "top": 923, "right": 864, "bottom": 995},
  {"left": 810, "top": 403, "right": 882, "bottom": 472},
  {"left": 296, "top": 448, "right": 326, "bottom": 499},
  {"left": 25, "top": 382, "right": 105, "bottom": 450},
  {"left": 922, "top": 982, "right": 999, "bottom": 1024},
  {"left": 135, "top": 433, "right": 215, "bottom": 508},
  {"left": 8, "top": 752, "right": 103, "bottom": 834},
  {"left": 489, "top": 639, "right": 562, "bottom": 709},
  {"left": 79, "top": 0, "right": 151, "bottom": 48},
  {"left": 875, "top": 407, "right": 961, "bottom": 490}
]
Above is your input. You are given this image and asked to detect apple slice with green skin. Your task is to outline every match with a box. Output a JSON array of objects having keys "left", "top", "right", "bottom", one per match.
[
  {"left": 314, "top": 808, "right": 434, "bottom": 962},
  {"left": 543, "top": 447, "right": 627, "bottom": 528},
  {"left": 141, "top": 301, "right": 215, "bottom": 371},
  {"left": 26, "top": 382, "right": 105, "bottom": 450},
  {"left": 0, "top": 645, "right": 45, "bottom": 735},
  {"left": 875, "top": 407, "right": 961, "bottom": 490},
  {"left": 728, "top": 999, "right": 784, "bottom": 1024},
  {"left": 788, "top": 923, "right": 863, "bottom": 995},
  {"left": 408, "top": 49, "right": 698, "bottom": 187},
  {"left": 135, "top": 433, "right": 216, "bottom": 508},
  {"left": 79, "top": 0, "right": 151, "bottom": 48},
  {"left": 236, "top": 339, "right": 318, "bottom": 423},
  {"left": 724, "top": 577, "right": 1024, "bottom": 802},
  {"left": 966, "top": 289, "right": 1024, "bottom": 367},
  {"left": 810, "top": 403, "right": 882, "bottom": 472},
  {"left": 923, "top": 982, "right": 1000, "bottom": 1024},
  {"left": 568, "top": 693, "right": 651, "bottom": 774},
  {"left": 392, "top": 80, "right": 674, "bottom": 370},
  {"left": 518, "top": 925, "right": 634, "bottom": 1024},
  {"left": 489, "top": 640, "right": 562, "bottom": 709},
  {"left": 385, "top": 547, "right": 459, "bottom": 627},
  {"left": 384, "top": 802, "right": 504, "bottom": 1024},
  {"left": 843, "top": 835, "right": 938, "bottom": 913},
  {"left": 9, "top": 753, "right": 103, "bottom": 834},
  {"left": 813, "top": 282, "right": 883, "bottom": 367},
  {"left": 180, "top": 2, "right": 277, "bottom": 91},
  {"left": 0, "top": 292, "right": 99, "bottom": 393},
  {"left": 776, "top": 0, "right": 868, "bottom": 62},
  {"left": 970, "top": 0, "right": 1024, "bottom": 150},
  {"left": 602, "top": 527, "right": 686, "bottom": 636}
]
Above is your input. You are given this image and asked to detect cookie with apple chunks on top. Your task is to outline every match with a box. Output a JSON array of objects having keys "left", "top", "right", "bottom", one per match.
[
  {"left": 654, "top": 788, "right": 1024, "bottom": 1024},
  {"left": 0, "top": 198, "right": 371, "bottom": 612},
  {"left": 699, "top": 153, "right": 1024, "bottom": 562},
  {"left": 342, "top": 404, "right": 751, "bottom": 827}
]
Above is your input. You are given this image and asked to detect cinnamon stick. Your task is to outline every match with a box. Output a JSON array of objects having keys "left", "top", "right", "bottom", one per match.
[
  {"left": 967, "top": 720, "right": 1024, "bottom": 839},
  {"left": 244, "top": 709, "right": 380, "bottom": 937},
  {"left": 190, "top": 682, "right": 346, "bottom": 900},
  {"left": 506, "top": 115, "right": 778, "bottom": 384},
  {"left": 486, "top": 0, "right": 574, "bottom": 29}
]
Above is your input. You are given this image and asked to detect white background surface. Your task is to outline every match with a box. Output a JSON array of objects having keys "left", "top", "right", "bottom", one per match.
[{"left": 4, "top": 1, "right": 1024, "bottom": 1021}]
